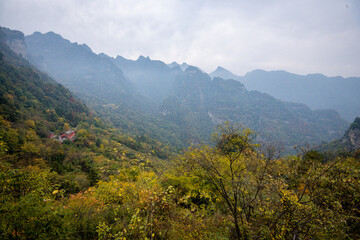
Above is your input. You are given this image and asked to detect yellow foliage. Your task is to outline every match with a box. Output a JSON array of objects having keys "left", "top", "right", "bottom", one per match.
[
  {"left": 0, "top": 116, "right": 11, "bottom": 127},
  {"left": 63, "top": 123, "right": 70, "bottom": 131},
  {"left": 26, "top": 129, "right": 38, "bottom": 141},
  {"left": 21, "top": 142, "right": 40, "bottom": 155},
  {"left": 25, "top": 120, "right": 35, "bottom": 129},
  {"left": 94, "top": 155, "right": 108, "bottom": 164}
]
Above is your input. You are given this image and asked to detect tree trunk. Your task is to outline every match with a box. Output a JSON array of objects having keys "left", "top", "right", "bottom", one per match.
[{"left": 234, "top": 214, "right": 242, "bottom": 240}]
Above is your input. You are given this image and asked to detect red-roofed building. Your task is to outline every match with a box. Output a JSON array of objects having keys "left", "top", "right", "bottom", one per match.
[
  {"left": 61, "top": 129, "right": 75, "bottom": 140},
  {"left": 49, "top": 129, "right": 76, "bottom": 143}
]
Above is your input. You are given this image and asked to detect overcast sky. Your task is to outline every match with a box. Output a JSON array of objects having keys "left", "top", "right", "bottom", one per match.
[{"left": 0, "top": 0, "right": 359, "bottom": 77}]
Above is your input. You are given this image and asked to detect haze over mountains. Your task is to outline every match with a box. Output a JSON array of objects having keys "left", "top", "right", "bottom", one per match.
[
  {"left": 211, "top": 67, "right": 360, "bottom": 121},
  {"left": 26, "top": 31, "right": 150, "bottom": 113},
  {"left": 2, "top": 24, "right": 360, "bottom": 240},
  {"left": 0, "top": 28, "right": 89, "bottom": 128},
  {"left": 19, "top": 29, "right": 356, "bottom": 150}
]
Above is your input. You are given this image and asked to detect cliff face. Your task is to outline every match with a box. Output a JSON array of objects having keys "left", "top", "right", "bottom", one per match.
[
  {"left": 349, "top": 128, "right": 360, "bottom": 150},
  {"left": 337, "top": 117, "right": 360, "bottom": 151},
  {"left": 0, "top": 27, "right": 27, "bottom": 58},
  {"left": 347, "top": 118, "right": 360, "bottom": 151},
  {"left": 7, "top": 38, "right": 27, "bottom": 57},
  {"left": 317, "top": 117, "right": 360, "bottom": 153}
]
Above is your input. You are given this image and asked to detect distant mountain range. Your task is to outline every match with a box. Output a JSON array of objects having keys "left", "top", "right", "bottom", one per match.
[
  {"left": 160, "top": 67, "right": 348, "bottom": 149},
  {"left": 17, "top": 28, "right": 354, "bottom": 150},
  {"left": 211, "top": 67, "right": 360, "bottom": 122}
]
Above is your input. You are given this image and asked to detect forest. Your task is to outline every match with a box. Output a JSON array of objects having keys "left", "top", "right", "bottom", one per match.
[
  {"left": 1, "top": 111, "right": 360, "bottom": 239},
  {"left": 0, "top": 26, "right": 360, "bottom": 239}
]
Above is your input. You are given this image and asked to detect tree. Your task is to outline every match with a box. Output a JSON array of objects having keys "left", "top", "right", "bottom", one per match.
[
  {"left": 180, "top": 122, "right": 357, "bottom": 239},
  {"left": 182, "top": 122, "right": 262, "bottom": 239}
]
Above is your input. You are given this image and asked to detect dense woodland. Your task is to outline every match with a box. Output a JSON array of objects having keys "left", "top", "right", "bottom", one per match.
[{"left": 1, "top": 27, "right": 360, "bottom": 239}]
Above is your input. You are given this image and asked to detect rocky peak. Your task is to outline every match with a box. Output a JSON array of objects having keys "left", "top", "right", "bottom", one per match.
[
  {"left": 185, "top": 65, "right": 201, "bottom": 74},
  {"left": 210, "top": 66, "right": 241, "bottom": 81},
  {"left": 137, "top": 55, "right": 151, "bottom": 62}
]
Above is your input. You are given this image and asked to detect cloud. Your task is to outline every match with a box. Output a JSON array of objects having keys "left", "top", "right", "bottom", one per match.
[{"left": 0, "top": 0, "right": 359, "bottom": 77}]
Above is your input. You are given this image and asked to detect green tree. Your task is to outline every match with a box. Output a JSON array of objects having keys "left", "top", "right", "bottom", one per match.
[{"left": 182, "top": 122, "right": 262, "bottom": 239}]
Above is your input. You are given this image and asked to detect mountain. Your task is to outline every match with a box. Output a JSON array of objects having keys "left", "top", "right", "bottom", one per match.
[
  {"left": 0, "top": 26, "right": 173, "bottom": 181},
  {"left": 25, "top": 31, "right": 151, "bottom": 112},
  {"left": 24, "top": 30, "right": 349, "bottom": 151},
  {"left": 0, "top": 27, "right": 28, "bottom": 59},
  {"left": 0, "top": 27, "right": 89, "bottom": 129},
  {"left": 112, "top": 55, "right": 178, "bottom": 103},
  {"left": 111, "top": 56, "right": 205, "bottom": 104},
  {"left": 1, "top": 27, "right": 359, "bottom": 240},
  {"left": 210, "top": 66, "right": 239, "bottom": 81},
  {"left": 211, "top": 67, "right": 360, "bottom": 121},
  {"left": 168, "top": 62, "right": 197, "bottom": 72},
  {"left": 25, "top": 31, "right": 189, "bottom": 148},
  {"left": 160, "top": 67, "right": 348, "bottom": 150}
]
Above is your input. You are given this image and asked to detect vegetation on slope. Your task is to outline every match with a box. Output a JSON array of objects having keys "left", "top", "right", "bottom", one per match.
[
  {"left": 2, "top": 117, "right": 359, "bottom": 239},
  {"left": 317, "top": 117, "right": 360, "bottom": 156},
  {"left": 25, "top": 31, "right": 349, "bottom": 152},
  {"left": 1, "top": 27, "right": 359, "bottom": 239},
  {"left": 160, "top": 69, "right": 348, "bottom": 151}
]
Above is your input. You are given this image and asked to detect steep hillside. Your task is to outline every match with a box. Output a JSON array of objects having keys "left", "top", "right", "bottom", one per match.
[
  {"left": 0, "top": 27, "right": 184, "bottom": 239},
  {"left": 24, "top": 30, "right": 349, "bottom": 150},
  {"left": 211, "top": 67, "right": 360, "bottom": 121},
  {"left": 347, "top": 117, "right": 360, "bottom": 151},
  {"left": 25, "top": 31, "right": 151, "bottom": 113},
  {"left": 161, "top": 67, "right": 348, "bottom": 149},
  {"left": 0, "top": 26, "right": 172, "bottom": 189},
  {"left": 112, "top": 56, "right": 204, "bottom": 104},
  {"left": 1, "top": 27, "right": 359, "bottom": 240},
  {"left": 25, "top": 31, "right": 191, "bottom": 148},
  {"left": 112, "top": 55, "right": 178, "bottom": 103},
  {"left": 0, "top": 27, "right": 89, "bottom": 132},
  {"left": 318, "top": 117, "right": 360, "bottom": 153}
]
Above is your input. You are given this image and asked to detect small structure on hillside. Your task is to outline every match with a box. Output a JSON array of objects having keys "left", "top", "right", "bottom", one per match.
[
  {"left": 61, "top": 129, "right": 75, "bottom": 140},
  {"left": 49, "top": 129, "right": 76, "bottom": 143}
]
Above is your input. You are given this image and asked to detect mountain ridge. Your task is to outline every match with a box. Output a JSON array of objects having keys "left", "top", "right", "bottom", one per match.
[
  {"left": 160, "top": 67, "right": 348, "bottom": 150},
  {"left": 25, "top": 31, "right": 154, "bottom": 114},
  {"left": 23, "top": 29, "right": 350, "bottom": 151},
  {"left": 211, "top": 66, "right": 360, "bottom": 121}
]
